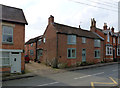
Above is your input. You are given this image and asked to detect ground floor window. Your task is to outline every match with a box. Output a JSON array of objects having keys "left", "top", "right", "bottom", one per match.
[
  {"left": 0, "top": 52, "right": 10, "bottom": 66},
  {"left": 67, "top": 48, "right": 76, "bottom": 59},
  {"left": 94, "top": 50, "right": 100, "bottom": 58},
  {"left": 37, "top": 49, "right": 43, "bottom": 56},
  {"left": 106, "top": 46, "right": 112, "bottom": 56},
  {"left": 117, "top": 48, "right": 120, "bottom": 56},
  {"left": 30, "top": 50, "right": 34, "bottom": 55}
]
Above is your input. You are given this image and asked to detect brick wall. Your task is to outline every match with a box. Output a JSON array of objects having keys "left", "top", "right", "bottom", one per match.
[
  {"left": 0, "top": 21, "right": 25, "bottom": 72},
  {"left": 57, "top": 33, "right": 104, "bottom": 66},
  {"left": 40, "top": 24, "right": 57, "bottom": 65}
]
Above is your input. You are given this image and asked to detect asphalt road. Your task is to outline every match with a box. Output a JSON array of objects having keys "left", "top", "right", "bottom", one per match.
[{"left": 2, "top": 64, "right": 119, "bottom": 88}]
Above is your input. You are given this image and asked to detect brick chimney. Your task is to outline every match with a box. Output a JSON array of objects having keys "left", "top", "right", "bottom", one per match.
[
  {"left": 79, "top": 25, "right": 81, "bottom": 29},
  {"left": 91, "top": 18, "right": 96, "bottom": 27},
  {"left": 111, "top": 27, "right": 114, "bottom": 33},
  {"left": 48, "top": 15, "right": 54, "bottom": 24},
  {"left": 103, "top": 23, "right": 107, "bottom": 30}
]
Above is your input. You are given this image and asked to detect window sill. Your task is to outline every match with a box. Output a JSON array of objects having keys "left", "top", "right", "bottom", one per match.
[
  {"left": 2, "top": 42, "right": 13, "bottom": 45},
  {"left": 106, "top": 55, "right": 112, "bottom": 56},
  {"left": 67, "top": 57, "right": 76, "bottom": 59},
  {"left": 95, "top": 57, "right": 100, "bottom": 59},
  {"left": 0, "top": 66, "right": 10, "bottom": 68},
  {"left": 94, "top": 46, "right": 101, "bottom": 48},
  {"left": 67, "top": 43, "right": 76, "bottom": 45}
]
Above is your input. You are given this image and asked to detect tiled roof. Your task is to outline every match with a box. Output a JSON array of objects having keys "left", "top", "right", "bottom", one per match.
[
  {"left": 53, "top": 22, "right": 103, "bottom": 40},
  {"left": 0, "top": 4, "right": 28, "bottom": 24},
  {"left": 25, "top": 35, "right": 42, "bottom": 45}
]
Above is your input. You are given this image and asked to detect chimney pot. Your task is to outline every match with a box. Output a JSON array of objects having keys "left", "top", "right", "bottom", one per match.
[
  {"left": 103, "top": 23, "right": 107, "bottom": 30},
  {"left": 111, "top": 27, "right": 114, "bottom": 33},
  {"left": 91, "top": 18, "right": 96, "bottom": 27}
]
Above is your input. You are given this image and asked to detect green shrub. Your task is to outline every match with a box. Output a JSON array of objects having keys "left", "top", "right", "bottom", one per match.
[
  {"left": 101, "top": 61, "right": 104, "bottom": 63},
  {"left": 58, "top": 63, "right": 68, "bottom": 69},
  {"left": 76, "top": 62, "right": 81, "bottom": 67}
]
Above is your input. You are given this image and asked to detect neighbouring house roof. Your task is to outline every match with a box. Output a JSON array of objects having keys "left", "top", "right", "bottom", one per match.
[
  {"left": 96, "top": 27, "right": 119, "bottom": 37},
  {"left": 53, "top": 22, "right": 104, "bottom": 40},
  {"left": 0, "top": 4, "right": 28, "bottom": 25},
  {"left": 25, "top": 35, "right": 43, "bottom": 45}
]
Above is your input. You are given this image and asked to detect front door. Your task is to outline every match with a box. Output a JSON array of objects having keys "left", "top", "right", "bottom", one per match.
[
  {"left": 11, "top": 52, "right": 21, "bottom": 73},
  {"left": 82, "top": 49, "right": 86, "bottom": 62}
]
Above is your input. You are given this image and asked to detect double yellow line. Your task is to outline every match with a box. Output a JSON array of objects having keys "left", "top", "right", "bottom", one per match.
[{"left": 91, "top": 77, "right": 118, "bottom": 88}]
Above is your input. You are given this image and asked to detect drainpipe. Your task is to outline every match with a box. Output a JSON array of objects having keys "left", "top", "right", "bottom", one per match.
[
  {"left": 34, "top": 40, "right": 38, "bottom": 62},
  {"left": 56, "top": 33, "right": 58, "bottom": 68},
  {"left": 116, "top": 36, "right": 118, "bottom": 61}
]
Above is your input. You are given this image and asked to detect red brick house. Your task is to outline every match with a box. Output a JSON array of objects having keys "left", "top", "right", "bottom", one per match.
[
  {"left": 25, "top": 35, "right": 42, "bottom": 61},
  {"left": 90, "top": 18, "right": 118, "bottom": 62},
  {"left": 117, "top": 32, "right": 120, "bottom": 59},
  {"left": 0, "top": 5, "right": 28, "bottom": 73},
  {"left": 38, "top": 15, "right": 104, "bottom": 67}
]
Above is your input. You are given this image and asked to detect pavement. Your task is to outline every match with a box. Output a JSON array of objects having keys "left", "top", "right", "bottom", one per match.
[{"left": 2, "top": 61, "right": 118, "bottom": 81}]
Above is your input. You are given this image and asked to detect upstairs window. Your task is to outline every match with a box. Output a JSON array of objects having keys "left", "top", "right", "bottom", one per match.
[
  {"left": 94, "top": 39, "right": 101, "bottom": 47},
  {"left": 2, "top": 26, "right": 13, "bottom": 43},
  {"left": 82, "top": 37, "right": 86, "bottom": 43},
  {"left": 107, "top": 33, "right": 110, "bottom": 42},
  {"left": 43, "top": 38, "right": 46, "bottom": 43},
  {"left": 67, "top": 35, "right": 76, "bottom": 44},
  {"left": 113, "top": 38, "right": 115, "bottom": 44},
  {"left": 31, "top": 43, "right": 33, "bottom": 47},
  {"left": 38, "top": 39, "right": 42, "bottom": 45}
]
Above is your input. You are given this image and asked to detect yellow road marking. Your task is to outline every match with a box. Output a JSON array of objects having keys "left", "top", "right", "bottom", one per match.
[
  {"left": 93, "top": 82, "right": 114, "bottom": 84},
  {"left": 91, "top": 82, "right": 95, "bottom": 88},
  {"left": 109, "top": 77, "right": 118, "bottom": 84},
  {"left": 91, "top": 77, "right": 118, "bottom": 88}
]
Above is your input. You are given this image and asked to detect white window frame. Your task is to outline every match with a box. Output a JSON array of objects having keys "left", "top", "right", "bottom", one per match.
[
  {"left": 106, "top": 46, "right": 113, "bottom": 56},
  {"left": 43, "top": 38, "right": 46, "bottom": 43},
  {"left": 2, "top": 25, "right": 13, "bottom": 43},
  {"left": 117, "top": 48, "right": 120, "bottom": 56},
  {"left": 107, "top": 33, "right": 110, "bottom": 42},
  {"left": 82, "top": 37, "right": 86, "bottom": 43},
  {"left": 113, "top": 38, "right": 115, "bottom": 44}
]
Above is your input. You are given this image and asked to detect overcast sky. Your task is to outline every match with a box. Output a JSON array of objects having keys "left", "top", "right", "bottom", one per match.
[{"left": 0, "top": 0, "right": 119, "bottom": 42}]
